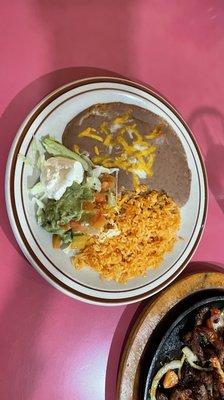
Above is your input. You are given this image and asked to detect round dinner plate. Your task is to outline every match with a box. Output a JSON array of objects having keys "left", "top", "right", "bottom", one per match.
[{"left": 5, "top": 77, "right": 207, "bottom": 305}]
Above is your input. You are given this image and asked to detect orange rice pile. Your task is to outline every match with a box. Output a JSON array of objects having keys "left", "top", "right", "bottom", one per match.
[{"left": 73, "top": 190, "right": 180, "bottom": 283}]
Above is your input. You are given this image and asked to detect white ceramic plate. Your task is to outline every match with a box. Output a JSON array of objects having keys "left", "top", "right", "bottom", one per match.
[{"left": 5, "top": 77, "right": 207, "bottom": 305}]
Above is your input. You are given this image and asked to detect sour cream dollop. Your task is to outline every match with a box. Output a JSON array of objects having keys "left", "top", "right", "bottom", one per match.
[{"left": 40, "top": 156, "right": 84, "bottom": 200}]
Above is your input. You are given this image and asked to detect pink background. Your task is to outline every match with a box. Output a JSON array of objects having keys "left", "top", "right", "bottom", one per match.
[{"left": 0, "top": 1, "right": 224, "bottom": 399}]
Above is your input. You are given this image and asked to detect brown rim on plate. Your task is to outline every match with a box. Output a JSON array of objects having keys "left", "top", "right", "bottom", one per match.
[
  {"left": 7, "top": 77, "right": 208, "bottom": 304},
  {"left": 117, "top": 271, "right": 224, "bottom": 399}
]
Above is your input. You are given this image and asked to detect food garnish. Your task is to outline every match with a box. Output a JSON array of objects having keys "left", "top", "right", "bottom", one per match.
[{"left": 78, "top": 112, "right": 161, "bottom": 190}]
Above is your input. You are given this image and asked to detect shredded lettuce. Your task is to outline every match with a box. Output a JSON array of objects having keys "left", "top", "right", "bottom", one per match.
[
  {"left": 31, "top": 137, "right": 42, "bottom": 161},
  {"left": 36, "top": 154, "right": 46, "bottom": 171},
  {"left": 32, "top": 197, "right": 45, "bottom": 209},
  {"left": 20, "top": 135, "right": 119, "bottom": 246},
  {"left": 86, "top": 165, "right": 118, "bottom": 193},
  {"left": 31, "top": 198, "right": 45, "bottom": 221},
  {"left": 29, "top": 182, "right": 45, "bottom": 196},
  {"left": 62, "top": 244, "right": 72, "bottom": 254},
  {"left": 86, "top": 176, "right": 101, "bottom": 192},
  {"left": 41, "top": 136, "right": 91, "bottom": 171},
  {"left": 18, "top": 154, "right": 34, "bottom": 166},
  {"left": 91, "top": 165, "right": 118, "bottom": 178},
  {"left": 19, "top": 138, "right": 46, "bottom": 171}
]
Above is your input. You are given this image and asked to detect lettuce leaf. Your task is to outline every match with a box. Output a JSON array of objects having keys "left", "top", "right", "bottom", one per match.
[
  {"left": 29, "top": 182, "right": 45, "bottom": 196},
  {"left": 41, "top": 136, "right": 91, "bottom": 171}
]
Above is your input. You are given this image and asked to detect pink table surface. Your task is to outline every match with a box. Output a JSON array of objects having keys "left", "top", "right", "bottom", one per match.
[{"left": 0, "top": 1, "right": 224, "bottom": 399}]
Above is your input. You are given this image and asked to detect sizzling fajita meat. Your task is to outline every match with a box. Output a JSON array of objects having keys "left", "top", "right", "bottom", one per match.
[{"left": 150, "top": 305, "right": 224, "bottom": 400}]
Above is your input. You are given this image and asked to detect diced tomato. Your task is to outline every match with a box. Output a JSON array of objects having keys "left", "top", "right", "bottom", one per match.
[
  {"left": 101, "top": 173, "right": 115, "bottom": 183},
  {"left": 90, "top": 213, "right": 106, "bottom": 228},
  {"left": 101, "top": 181, "right": 111, "bottom": 192},
  {"left": 60, "top": 223, "right": 71, "bottom": 231},
  {"left": 52, "top": 234, "right": 61, "bottom": 249},
  {"left": 95, "top": 193, "right": 106, "bottom": 203},
  {"left": 90, "top": 213, "right": 99, "bottom": 225},
  {"left": 101, "top": 174, "right": 115, "bottom": 191},
  {"left": 70, "top": 221, "right": 87, "bottom": 232}
]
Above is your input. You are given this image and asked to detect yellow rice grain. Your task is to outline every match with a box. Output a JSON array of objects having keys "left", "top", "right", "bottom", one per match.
[{"left": 72, "top": 190, "right": 180, "bottom": 283}]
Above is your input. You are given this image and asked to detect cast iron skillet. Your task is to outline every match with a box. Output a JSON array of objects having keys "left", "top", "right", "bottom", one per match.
[{"left": 140, "top": 288, "right": 224, "bottom": 400}]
